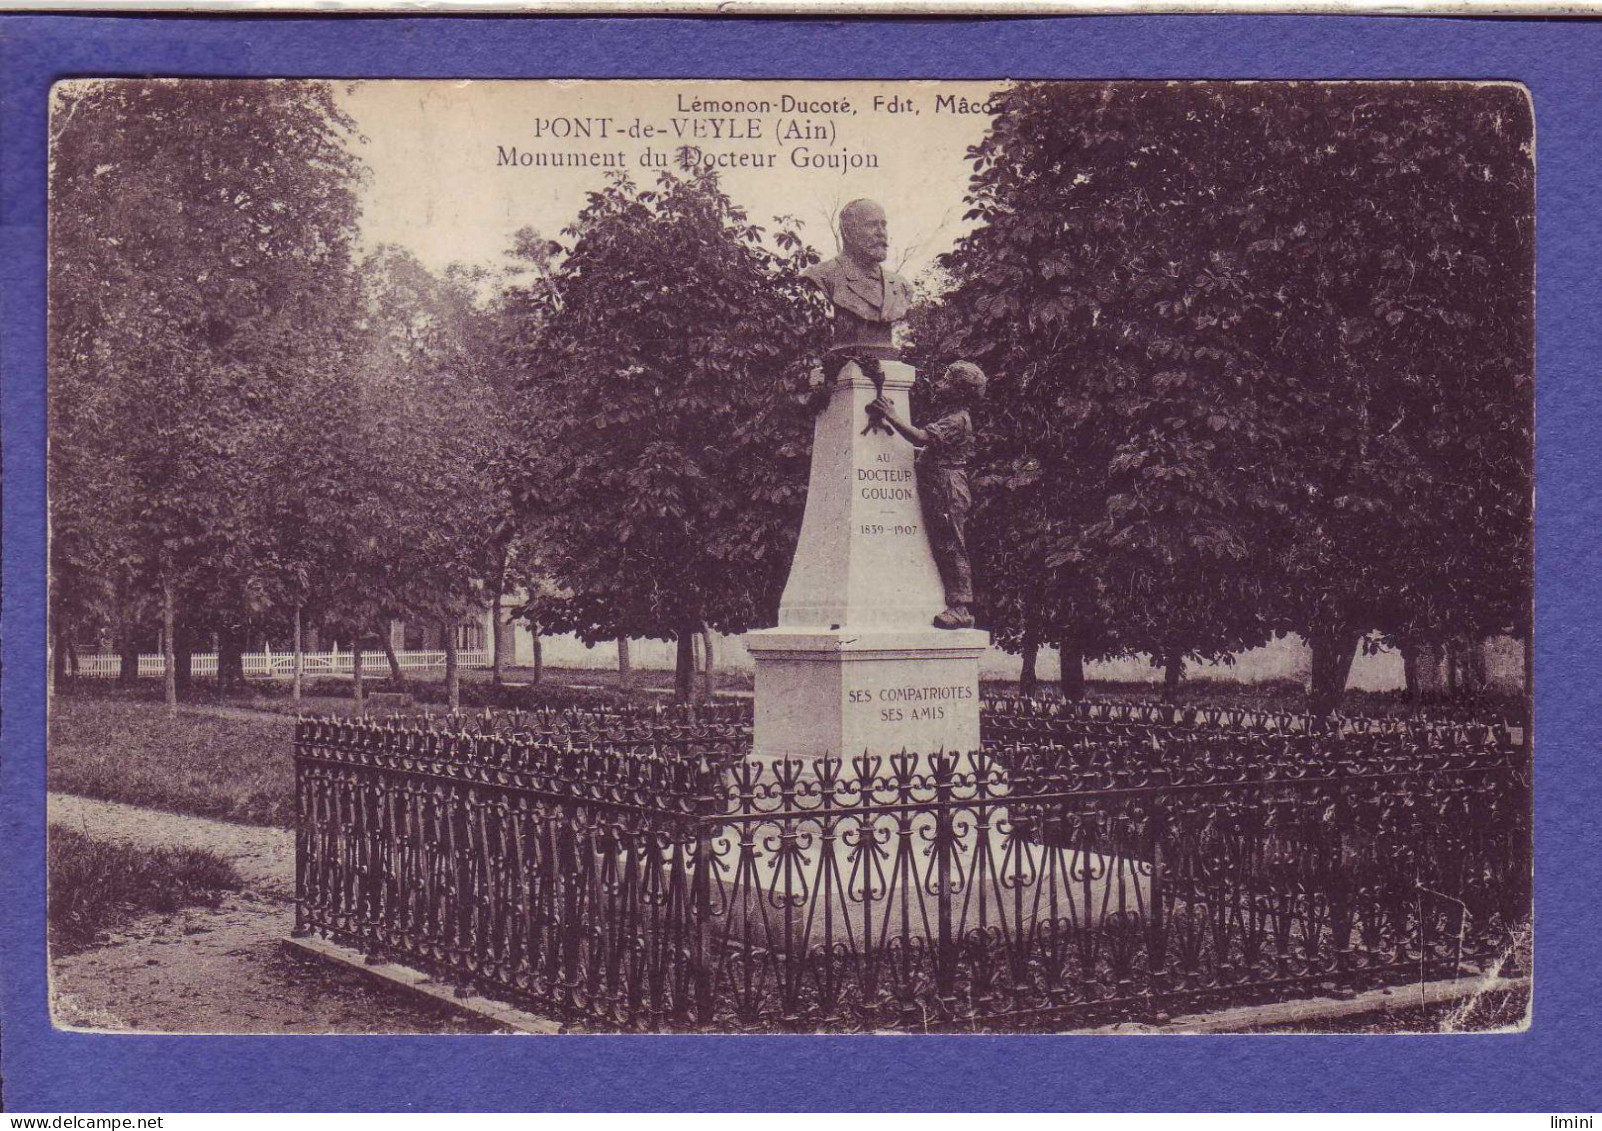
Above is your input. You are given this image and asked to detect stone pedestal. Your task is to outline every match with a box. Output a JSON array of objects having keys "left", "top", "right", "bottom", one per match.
[
  {"left": 744, "top": 360, "right": 989, "bottom": 763},
  {"left": 774, "top": 360, "right": 945, "bottom": 629},
  {"left": 744, "top": 627, "right": 988, "bottom": 763}
]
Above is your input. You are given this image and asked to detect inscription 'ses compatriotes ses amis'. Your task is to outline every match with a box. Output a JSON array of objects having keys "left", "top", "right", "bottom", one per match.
[{"left": 847, "top": 684, "right": 977, "bottom": 705}]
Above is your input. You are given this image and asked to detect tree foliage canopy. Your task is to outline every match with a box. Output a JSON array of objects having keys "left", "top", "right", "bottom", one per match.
[
  {"left": 50, "top": 79, "right": 366, "bottom": 659},
  {"left": 915, "top": 81, "right": 1533, "bottom": 707},
  {"left": 512, "top": 166, "right": 828, "bottom": 646}
]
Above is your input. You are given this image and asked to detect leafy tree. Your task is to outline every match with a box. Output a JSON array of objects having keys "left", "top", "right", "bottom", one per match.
[
  {"left": 905, "top": 293, "right": 1117, "bottom": 699},
  {"left": 331, "top": 248, "right": 512, "bottom": 710},
  {"left": 1255, "top": 84, "right": 1534, "bottom": 712},
  {"left": 49, "top": 79, "right": 365, "bottom": 711},
  {"left": 926, "top": 81, "right": 1532, "bottom": 712},
  {"left": 513, "top": 165, "right": 827, "bottom": 699},
  {"left": 922, "top": 83, "right": 1287, "bottom": 699},
  {"left": 486, "top": 227, "right": 568, "bottom": 685}
]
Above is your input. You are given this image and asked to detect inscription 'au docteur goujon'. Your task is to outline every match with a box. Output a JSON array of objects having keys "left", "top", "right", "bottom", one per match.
[{"left": 857, "top": 466, "right": 915, "bottom": 501}]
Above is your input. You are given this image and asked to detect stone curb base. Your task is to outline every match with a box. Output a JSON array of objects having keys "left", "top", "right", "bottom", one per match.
[
  {"left": 283, "top": 935, "right": 562, "bottom": 1035},
  {"left": 1078, "top": 974, "right": 1532, "bottom": 1035},
  {"left": 286, "top": 933, "right": 1528, "bottom": 1035}
]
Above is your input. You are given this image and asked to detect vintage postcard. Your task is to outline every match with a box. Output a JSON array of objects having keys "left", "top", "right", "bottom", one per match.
[{"left": 44, "top": 77, "right": 1532, "bottom": 1038}]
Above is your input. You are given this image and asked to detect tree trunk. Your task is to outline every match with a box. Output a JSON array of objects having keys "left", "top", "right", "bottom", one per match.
[
  {"left": 306, "top": 625, "right": 321, "bottom": 654},
  {"left": 351, "top": 637, "right": 365, "bottom": 716},
  {"left": 675, "top": 623, "right": 696, "bottom": 703},
  {"left": 1444, "top": 639, "right": 1460, "bottom": 697},
  {"left": 1401, "top": 642, "right": 1422, "bottom": 709},
  {"left": 1058, "top": 637, "right": 1086, "bottom": 701},
  {"left": 52, "top": 622, "right": 69, "bottom": 687},
  {"left": 616, "top": 636, "right": 632, "bottom": 691},
  {"left": 1461, "top": 637, "right": 1488, "bottom": 697},
  {"left": 1308, "top": 627, "right": 1361, "bottom": 718},
  {"left": 486, "top": 540, "right": 511, "bottom": 688},
  {"left": 1019, "top": 625, "right": 1040, "bottom": 698},
  {"left": 218, "top": 623, "right": 245, "bottom": 691},
  {"left": 1522, "top": 626, "right": 1533, "bottom": 707},
  {"left": 490, "top": 590, "right": 505, "bottom": 689},
  {"left": 161, "top": 579, "right": 178, "bottom": 717},
  {"left": 381, "top": 626, "right": 407, "bottom": 686},
  {"left": 531, "top": 628, "right": 543, "bottom": 686},
  {"left": 118, "top": 624, "right": 140, "bottom": 685},
  {"left": 174, "top": 619, "right": 194, "bottom": 690},
  {"left": 443, "top": 619, "right": 460, "bottom": 712},
  {"left": 700, "top": 625, "right": 717, "bottom": 702},
  {"left": 292, "top": 604, "right": 304, "bottom": 707},
  {"left": 1416, "top": 642, "right": 1446, "bottom": 699},
  {"left": 1161, "top": 652, "right": 1184, "bottom": 703}
]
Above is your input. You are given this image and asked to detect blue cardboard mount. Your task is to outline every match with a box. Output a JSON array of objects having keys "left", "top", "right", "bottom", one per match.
[{"left": 3, "top": 14, "right": 1598, "bottom": 1113}]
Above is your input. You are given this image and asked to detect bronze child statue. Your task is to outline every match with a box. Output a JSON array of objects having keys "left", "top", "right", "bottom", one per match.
[{"left": 869, "top": 361, "right": 987, "bottom": 630}]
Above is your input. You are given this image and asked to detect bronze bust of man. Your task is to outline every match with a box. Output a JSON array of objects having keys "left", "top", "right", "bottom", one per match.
[{"left": 803, "top": 198, "right": 913, "bottom": 359}]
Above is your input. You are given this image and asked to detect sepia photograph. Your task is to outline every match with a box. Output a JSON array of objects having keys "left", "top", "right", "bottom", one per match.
[{"left": 44, "top": 76, "right": 1533, "bottom": 1037}]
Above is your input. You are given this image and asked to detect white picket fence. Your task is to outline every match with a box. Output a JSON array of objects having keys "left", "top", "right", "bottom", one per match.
[{"left": 66, "top": 649, "right": 492, "bottom": 680}]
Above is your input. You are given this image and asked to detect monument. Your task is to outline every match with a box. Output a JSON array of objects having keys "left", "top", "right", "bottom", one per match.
[{"left": 743, "top": 199, "right": 989, "bottom": 765}]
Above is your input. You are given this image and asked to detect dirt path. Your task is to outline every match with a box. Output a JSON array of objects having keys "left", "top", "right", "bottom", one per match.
[
  {"left": 47, "top": 792, "right": 504, "bottom": 1034},
  {"left": 50, "top": 893, "right": 503, "bottom": 1034}
]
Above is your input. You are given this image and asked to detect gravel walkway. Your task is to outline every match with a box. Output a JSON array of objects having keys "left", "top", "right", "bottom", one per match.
[{"left": 47, "top": 792, "right": 501, "bottom": 1034}]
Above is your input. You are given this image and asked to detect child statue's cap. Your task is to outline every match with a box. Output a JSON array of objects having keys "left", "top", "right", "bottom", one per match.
[{"left": 945, "top": 360, "right": 988, "bottom": 398}]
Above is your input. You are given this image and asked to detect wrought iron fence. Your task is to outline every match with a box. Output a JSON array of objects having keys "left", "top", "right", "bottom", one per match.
[{"left": 293, "top": 705, "right": 1529, "bottom": 1032}]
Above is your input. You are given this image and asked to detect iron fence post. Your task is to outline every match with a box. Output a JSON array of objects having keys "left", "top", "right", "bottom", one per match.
[
  {"left": 932, "top": 750, "right": 957, "bottom": 1018},
  {"left": 291, "top": 718, "right": 311, "bottom": 938},
  {"left": 690, "top": 754, "right": 720, "bottom": 1029}
]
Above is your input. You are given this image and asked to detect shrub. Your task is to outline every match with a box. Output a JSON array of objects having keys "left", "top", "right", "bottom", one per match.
[{"left": 48, "top": 827, "right": 243, "bottom": 955}]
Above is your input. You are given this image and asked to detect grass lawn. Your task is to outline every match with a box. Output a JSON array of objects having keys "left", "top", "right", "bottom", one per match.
[
  {"left": 48, "top": 826, "right": 243, "bottom": 955},
  {"left": 50, "top": 697, "right": 297, "bottom": 827}
]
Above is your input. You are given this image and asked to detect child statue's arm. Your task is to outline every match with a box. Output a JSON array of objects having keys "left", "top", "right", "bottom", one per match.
[{"left": 868, "top": 395, "right": 930, "bottom": 447}]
